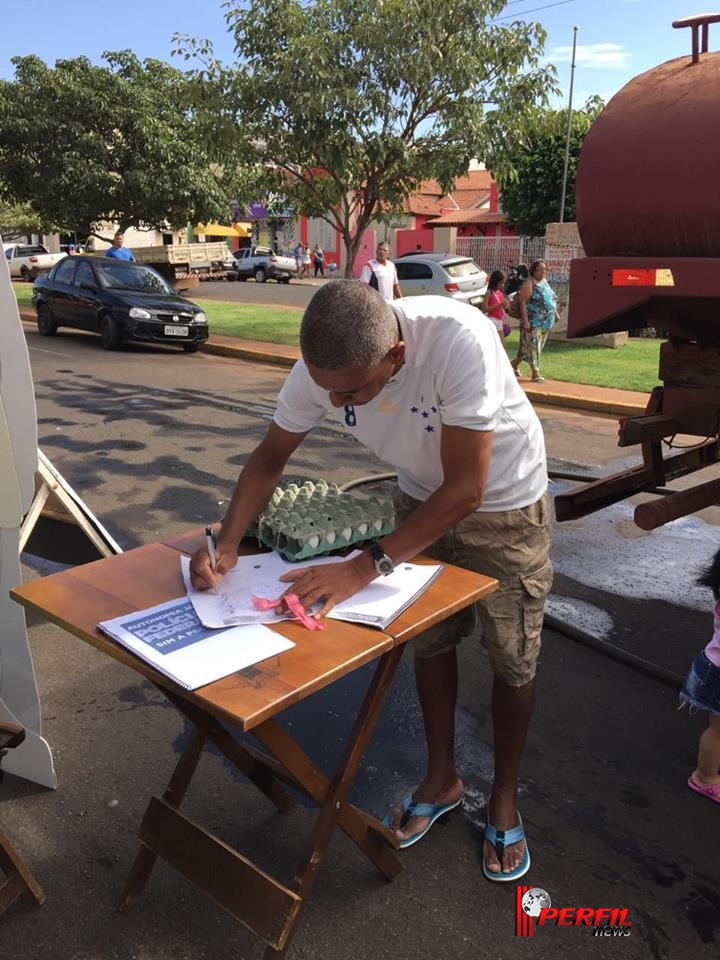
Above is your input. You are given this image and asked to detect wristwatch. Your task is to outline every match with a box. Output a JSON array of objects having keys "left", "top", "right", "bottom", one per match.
[{"left": 367, "top": 540, "right": 395, "bottom": 576}]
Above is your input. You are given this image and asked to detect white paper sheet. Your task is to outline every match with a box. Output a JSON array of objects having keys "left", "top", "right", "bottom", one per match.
[{"left": 182, "top": 552, "right": 443, "bottom": 630}]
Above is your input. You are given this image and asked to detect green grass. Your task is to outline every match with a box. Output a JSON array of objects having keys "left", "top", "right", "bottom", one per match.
[
  {"left": 200, "top": 301, "right": 302, "bottom": 345},
  {"left": 12, "top": 282, "right": 33, "bottom": 308},
  {"left": 13, "top": 283, "right": 661, "bottom": 391},
  {"left": 504, "top": 331, "right": 661, "bottom": 392}
]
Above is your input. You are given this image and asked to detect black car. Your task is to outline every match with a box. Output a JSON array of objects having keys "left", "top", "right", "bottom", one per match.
[{"left": 31, "top": 256, "right": 209, "bottom": 352}]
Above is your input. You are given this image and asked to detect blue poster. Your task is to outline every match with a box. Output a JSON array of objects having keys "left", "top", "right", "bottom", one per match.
[{"left": 119, "top": 599, "right": 219, "bottom": 655}]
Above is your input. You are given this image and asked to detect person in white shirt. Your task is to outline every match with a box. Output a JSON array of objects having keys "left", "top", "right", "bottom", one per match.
[
  {"left": 191, "top": 282, "right": 552, "bottom": 883},
  {"left": 359, "top": 242, "right": 402, "bottom": 301}
]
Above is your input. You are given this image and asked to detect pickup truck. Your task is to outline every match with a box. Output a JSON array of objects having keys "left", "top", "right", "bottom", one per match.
[
  {"left": 83, "top": 238, "right": 236, "bottom": 283},
  {"left": 232, "top": 245, "right": 296, "bottom": 283},
  {"left": 4, "top": 243, "right": 67, "bottom": 281}
]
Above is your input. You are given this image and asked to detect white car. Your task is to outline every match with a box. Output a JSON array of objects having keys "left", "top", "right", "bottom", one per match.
[
  {"left": 395, "top": 253, "right": 488, "bottom": 307},
  {"left": 232, "top": 245, "right": 297, "bottom": 283},
  {"left": 4, "top": 243, "right": 67, "bottom": 281}
]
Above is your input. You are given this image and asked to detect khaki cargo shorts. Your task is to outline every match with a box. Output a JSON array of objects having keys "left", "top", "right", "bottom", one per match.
[{"left": 394, "top": 489, "right": 553, "bottom": 687}]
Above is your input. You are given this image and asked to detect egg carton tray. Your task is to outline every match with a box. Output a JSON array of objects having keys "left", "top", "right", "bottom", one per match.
[{"left": 248, "top": 480, "right": 396, "bottom": 561}]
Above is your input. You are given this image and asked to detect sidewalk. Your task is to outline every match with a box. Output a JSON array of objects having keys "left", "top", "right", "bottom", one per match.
[{"left": 201, "top": 332, "right": 650, "bottom": 418}]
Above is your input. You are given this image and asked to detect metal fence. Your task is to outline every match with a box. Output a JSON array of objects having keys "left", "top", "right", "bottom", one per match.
[
  {"left": 453, "top": 235, "right": 583, "bottom": 289},
  {"left": 453, "top": 236, "right": 546, "bottom": 275}
]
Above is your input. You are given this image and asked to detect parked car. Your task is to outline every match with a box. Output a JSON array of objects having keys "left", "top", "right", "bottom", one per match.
[
  {"left": 394, "top": 253, "right": 488, "bottom": 306},
  {"left": 4, "top": 242, "right": 67, "bottom": 281},
  {"left": 31, "top": 256, "right": 209, "bottom": 352},
  {"left": 232, "top": 245, "right": 296, "bottom": 283}
]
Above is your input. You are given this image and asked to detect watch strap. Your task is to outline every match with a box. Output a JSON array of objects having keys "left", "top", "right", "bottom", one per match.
[{"left": 367, "top": 540, "right": 384, "bottom": 562}]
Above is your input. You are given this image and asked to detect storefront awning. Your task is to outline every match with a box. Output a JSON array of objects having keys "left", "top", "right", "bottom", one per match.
[{"left": 195, "top": 222, "right": 250, "bottom": 238}]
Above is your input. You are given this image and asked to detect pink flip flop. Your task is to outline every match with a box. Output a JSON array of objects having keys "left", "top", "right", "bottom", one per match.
[{"left": 688, "top": 775, "right": 720, "bottom": 804}]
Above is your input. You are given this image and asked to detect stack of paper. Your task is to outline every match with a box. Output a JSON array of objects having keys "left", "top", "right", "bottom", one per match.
[
  {"left": 97, "top": 597, "right": 294, "bottom": 690},
  {"left": 182, "top": 551, "right": 443, "bottom": 631}
]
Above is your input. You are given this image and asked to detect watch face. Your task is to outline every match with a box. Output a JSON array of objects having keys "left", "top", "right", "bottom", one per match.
[{"left": 376, "top": 555, "right": 394, "bottom": 576}]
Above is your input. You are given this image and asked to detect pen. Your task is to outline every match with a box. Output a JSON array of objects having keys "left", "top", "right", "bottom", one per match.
[{"left": 205, "top": 525, "right": 217, "bottom": 573}]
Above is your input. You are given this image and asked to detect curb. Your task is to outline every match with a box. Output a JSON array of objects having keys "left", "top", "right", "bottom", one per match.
[
  {"left": 18, "top": 309, "right": 647, "bottom": 418},
  {"left": 521, "top": 386, "right": 646, "bottom": 418},
  {"left": 200, "top": 340, "right": 296, "bottom": 368}
]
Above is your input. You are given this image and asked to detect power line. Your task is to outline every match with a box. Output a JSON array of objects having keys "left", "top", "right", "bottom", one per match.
[{"left": 492, "top": 0, "right": 576, "bottom": 22}]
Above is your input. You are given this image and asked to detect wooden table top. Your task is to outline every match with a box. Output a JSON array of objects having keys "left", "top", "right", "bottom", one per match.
[{"left": 12, "top": 534, "right": 497, "bottom": 732}]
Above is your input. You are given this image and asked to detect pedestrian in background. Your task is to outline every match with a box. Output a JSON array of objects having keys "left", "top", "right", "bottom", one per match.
[
  {"left": 681, "top": 547, "right": 720, "bottom": 805},
  {"left": 511, "top": 259, "right": 558, "bottom": 383},
  {"left": 480, "top": 269, "right": 509, "bottom": 346},
  {"left": 360, "top": 241, "right": 402, "bottom": 302},
  {"left": 105, "top": 231, "right": 135, "bottom": 262},
  {"left": 301, "top": 245, "right": 311, "bottom": 278},
  {"left": 312, "top": 243, "right": 327, "bottom": 277},
  {"left": 294, "top": 241, "right": 305, "bottom": 278}
]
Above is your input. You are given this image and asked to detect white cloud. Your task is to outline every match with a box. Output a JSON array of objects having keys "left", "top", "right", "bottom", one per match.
[{"left": 551, "top": 42, "right": 632, "bottom": 69}]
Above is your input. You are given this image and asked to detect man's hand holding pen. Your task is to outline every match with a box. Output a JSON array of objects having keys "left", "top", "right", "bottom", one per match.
[{"left": 190, "top": 526, "right": 238, "bottom": 591}]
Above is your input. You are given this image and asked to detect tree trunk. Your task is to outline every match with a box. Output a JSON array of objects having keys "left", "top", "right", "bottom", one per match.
[{"left": 342, "top": 231, "right": 365, "bottom": 279}]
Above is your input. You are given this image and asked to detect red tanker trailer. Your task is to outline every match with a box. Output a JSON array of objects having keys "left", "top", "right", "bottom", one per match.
[{"left": 555, "top": 13, "right": 720, "bottom": 531}]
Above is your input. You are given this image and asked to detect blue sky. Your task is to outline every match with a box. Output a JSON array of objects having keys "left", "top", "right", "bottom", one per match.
[{"left": 0, "top": 0, "right": 701, "bottom": 106}]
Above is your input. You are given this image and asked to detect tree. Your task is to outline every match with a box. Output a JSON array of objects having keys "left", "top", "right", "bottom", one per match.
[
  {"left": 176, "top": 0, "right": 557, "bottom": 274},
  {"left": 0, "top": 51, "right": 238, "bottom": 239},
  {"left": 490, "top": 97, "right": 604, "bottom": 235},
  {"left": 0, "top": 198, "right": 45, "bottom": 237}
]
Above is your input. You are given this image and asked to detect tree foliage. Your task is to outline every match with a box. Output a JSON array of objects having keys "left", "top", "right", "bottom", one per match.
[
  {"left": 176, "top": 0, "right": 558, "bottom": 273},
  {"left": 490, "top": 97, "right": 604, "bottom": 235},
  {"left": 0, "top": 51, "right": 237, "bottom": 237},
  {"left": 0, "top": 198, "right": 45, "bottom": 237}
]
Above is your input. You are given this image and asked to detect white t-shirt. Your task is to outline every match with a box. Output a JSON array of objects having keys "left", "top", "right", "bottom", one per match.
[
  {"left": 274, "top": 296, "right": 547, "bottom": 511},
  {"left": 359, "top": 259, "right": 399, "bottom": 302}
]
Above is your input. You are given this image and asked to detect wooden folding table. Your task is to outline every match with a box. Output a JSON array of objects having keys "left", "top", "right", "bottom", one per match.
[{"left": 11, "top": 531, "right": 496, "bottom": 957}]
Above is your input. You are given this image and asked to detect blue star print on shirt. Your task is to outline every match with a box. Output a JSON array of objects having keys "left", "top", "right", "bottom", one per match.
[{"left": 409, "top": 395, "right": 438, "bottom": 432}]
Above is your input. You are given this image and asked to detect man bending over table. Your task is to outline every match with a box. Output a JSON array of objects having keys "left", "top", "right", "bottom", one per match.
[{"left": 190, "top": 281, "right": 552, "bottom": 882}]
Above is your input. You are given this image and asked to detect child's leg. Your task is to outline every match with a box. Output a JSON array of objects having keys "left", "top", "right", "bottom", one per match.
[{"left": 694, "top": 712, "right": 720, "bottom": 784}]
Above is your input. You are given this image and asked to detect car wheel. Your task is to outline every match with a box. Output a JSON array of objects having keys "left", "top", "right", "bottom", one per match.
[
  {"left": 37, "top": 303, "right": 58, "bottom": 337},
  {"left": 280, "top": 277, "right": 291, "bottom": 284},
  {"left": 20, "top": 266, "right": 32, "bottom": 282},
  {"left": 254, "top": 268, "right": 267, "bottom": 283},
  {"left": 182, "top": 342, "right": 200, "bottom": 353},
  {"left": 100, "top": 314, "right": 121, "bottom": 350}
]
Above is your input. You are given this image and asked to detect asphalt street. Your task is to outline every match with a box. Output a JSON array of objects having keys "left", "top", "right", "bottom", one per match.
[
  {"left": 190, "top": 274, "right": 328, "bottom": 308},
  {"left": 2, "top": 330, "right": 719, "bottom": 960}
]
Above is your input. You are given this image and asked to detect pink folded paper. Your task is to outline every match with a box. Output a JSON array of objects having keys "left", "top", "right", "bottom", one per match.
[{"left": 251, "top": 592, "right": 325, "bottom": 631}]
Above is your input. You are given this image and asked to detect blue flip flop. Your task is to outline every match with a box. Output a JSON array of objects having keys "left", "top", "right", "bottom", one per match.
[
  {"left": 381, "top": 793, "right": 463, "bottom": 849},
  {"left": 482, "top": 814, "right": 531, "bottom": 882}
]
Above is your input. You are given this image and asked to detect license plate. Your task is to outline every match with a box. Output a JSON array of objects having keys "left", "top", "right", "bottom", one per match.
[{"left": 164, "top": 325, "right": 189, "bottom": 337}]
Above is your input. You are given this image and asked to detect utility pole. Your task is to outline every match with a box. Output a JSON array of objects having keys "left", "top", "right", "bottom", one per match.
[{"left": 559, "top": 25, "right": 579, "bottom": 223}]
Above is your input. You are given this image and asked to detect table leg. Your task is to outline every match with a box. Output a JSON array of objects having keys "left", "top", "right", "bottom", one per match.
[
  {"left": 163, "top": 689, "right": 296, "bottom": 813},
  {"left": 0, "top": 829, "right": 46, "bottom": 912},
  {"left": 120, "top": 726, "right": 206, "bottom": 909},
  {"left": 258, "top": 646, "right": 404, "bottom": 958}
]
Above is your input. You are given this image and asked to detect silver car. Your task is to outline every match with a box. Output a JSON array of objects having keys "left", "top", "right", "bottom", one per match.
[{"left": 394, "top": 253, "right": 488, "bottom": 306}]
